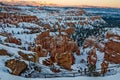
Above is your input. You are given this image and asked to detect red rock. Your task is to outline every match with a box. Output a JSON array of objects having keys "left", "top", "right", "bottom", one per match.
[
  {"left": 78, "top": 21, "right": 88, "bottom": 26},
  {"left": 83, "top": 36, "right": 96, "bottom": 49},
  {"left": 101, "top": 60, "right": 109, "bottom": 75},
  {"left": 105, "top": 41, "right": 120, "bottom": 53},
  {"left": 33, "top": 45, "right": 48, "bottom": 57},
  {"left": 87, "top": 47, "right": 97, "bottom": 65},
  {"left": 5, "top": 59, "right": 27, "bottom": 75},
  {"left": 93, "top": 42, "right": 105, "bottom": 52},
  {"left": 66, "top": 22, "right": 75, "bottom": 27},
  {"left": 42, "top": 58, "right": 54, "bottom": 66},
  {"left": 5, "top": 37, "right": 21, "bottom": 45},
  {"left": 64, "top": 27, "right": 75, "bottom": 35},
  {"left": 104, "top": 30, "right": 120, "bottom": 64},
  {"left": 18, "top": 51, "right": 39, "bottom": 62},
  {"left": 0, "top": 32, "right": 12, "bottom": 37},
  {"left": 77, "top": 10, "right": 86, "bottom": 16},
  {"left": 0, "top": 49, "right": 10, "bottom": 56},
  {"left": 0, "top": 12, "right": 38, "bottom": 25},
  {"left": 65, "top": 41, "right": 80, "bottom": 55},
  {"left": 36, "top": 30, "right": 50, "bottom": 40},
  {"left": 83, "top": 36, "right": 105, "bottom": 52},
  {"left": 35, "top": 31, "right": 79, "bottom": 70},
  {"left": 43, "top": 24, "right": 51, "bottom": 29},
  {"left": 90, "top": 16, "right": 101, "bottom": 21},
  {"left": 55, "top": 52, "right": 74, "bottom": 70},
  {"left": 106, "top": 31, "right": 120, "bottom": 40}
]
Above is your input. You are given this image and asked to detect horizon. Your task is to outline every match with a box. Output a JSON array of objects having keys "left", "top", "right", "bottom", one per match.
[{"left": 0, "top": 0, "right": 120, "bottom": 8}]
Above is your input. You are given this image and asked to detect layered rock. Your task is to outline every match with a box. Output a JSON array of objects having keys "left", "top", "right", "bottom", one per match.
[
  {"left": 61, "top": 27, "right": 75, "bottom": 35},
  {"left": 5, "top": 59, "right": 27, "bottom": 75},
  {"left": 83, "top": 36, "right": 97, "bottom": 48},
  {"left": 55, "top": 52, "right": 75, "bottom": 70},
  {"left": 101, "top": 60, "right": 109, "bottom": 76},
  {"left": 104, "top": 28, "right": 120, "bottom": 64},
  {"left": 65, "top": 9, "right": 86, "bottom": 16},
  {"left": 87, "top": 47, "right": 97, "bottom": 65},
  {"left": 5, "top": 37, "right": 21, "bottom": 45},
  {"left": 90, "top": 16, "right": 101, "bottom": 21},
  {"left": 84, "top": 28, "right": 120, "bottom": 75},
  {"left": 35, "top": 30, "right": 80, "bottom": 70},
  {"left": 0, "top": 12, "right": 38, "bottom": 26},
  {"left": 106, "top": 31, "right": 120, "bottom": 39},
  {"left": 43, "top": 57, "right": 54, "bottom": 66},
  {"left": 43, "top": 52, "right": 75, "bottom": 70},
  {"left": 18, "top": 51, "right": 39, "bottom": 62},
  {"left": 83, "top": 36, "right": 104, "bottom": 52},
  {"left": 33, "top": 45, "right": 48, "bottom": 57}
]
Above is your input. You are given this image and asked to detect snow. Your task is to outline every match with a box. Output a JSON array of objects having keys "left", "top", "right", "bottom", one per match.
[
  {"left": 110, "top": 38, "right": 120, "bottom": 43},
  {"left": 108, "top": 28, "right": 120, "bottom": 36},
  {"left": 13, "top": 33, "right": 37, "bottom": 49},
  {"left": 0, "top": 36, "right": 7, "bottom": 42},
  {"left": 0, "top": 44, "right": 35, "bottom": 56},
  {"left": 18, "top": 22, "right": 39, "bottom": 28},
  {"left": 0, "top": 4, "right": 119, "bottom": 80},
  {"left": 0, "top": 70, "right": 120, "bottom": 80},
  {"left": 0, "top": 53, "right": 120, "bottom": 80},
  {"left": 96, "top": 51, "right": 104, "bottom": 69},
  {"left": 0, "top": 27, "right": 30, "bottom": 34}
]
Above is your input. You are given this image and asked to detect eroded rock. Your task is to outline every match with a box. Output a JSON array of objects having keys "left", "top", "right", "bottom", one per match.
[
  {"left": 18, "top": 51, "right": 39, "bottom": 62},
  {"left": 5, "top": 37, "right": 21, "bottom": 45},
  {"left": 104, "top": 28, "right": 120, "bottom": 64},
  {"left": 0, "top": 49, "right": 11, "bottom": 56},
  {"left": 87, "top": 47, "right": 97, "bottom": 65},
  {"left": 5, "top": 59, "right": 27, "bottom": 75}
]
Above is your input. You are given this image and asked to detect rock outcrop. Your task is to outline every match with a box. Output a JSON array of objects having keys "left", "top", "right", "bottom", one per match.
[
  {"left": 104, "top": 28, "right": 120, "bottom": 64},
  {"left": 101, "top": 60, "right": 109, "bottom": 76},
  {"left": 5, "top": 37, "right": 21, "bottom": 45},
  {"left": 0, "top": 12, "right": 38, "bottom": 26},
  {"left": 35, "top": 30, "right": 80, "bottom": 70},
  {"left": 18, "top": 51, "right": 39, "bottom": 62},
  {"left": 83, "top": 36, "right": 104, "bottom": 52},
  {"left": 55, "top": 52, "right": 75, "bottom": 70},
  {"left": 43, "top": 52, "right": 75, "bottom": 70},
  {"left": 43, "top": 57, "right": 54, "bottom": 66},
  {"left": 87, "top": 47, "right": 97, "bottom": 65},
  {"left": 0, "top": 49, "right": 10, "bottom": 56},
  {"left": 5, "top": 59, "right": 27, "bottom": 75},
  {"left": 33, "top": 45, "right": 48, "bottom": 57}
]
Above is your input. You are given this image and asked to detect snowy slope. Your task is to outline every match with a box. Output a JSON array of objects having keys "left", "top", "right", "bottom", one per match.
[
  {"left": 0, "top": 70, "right": 120, "bottom": 80},
  {"left": 0, "top": 4, "right": 120, "bottom": 80}
]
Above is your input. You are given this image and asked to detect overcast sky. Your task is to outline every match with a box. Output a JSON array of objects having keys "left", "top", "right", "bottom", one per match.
[{"left": 0, "top": 0, "right": 120, "bottom": 8}]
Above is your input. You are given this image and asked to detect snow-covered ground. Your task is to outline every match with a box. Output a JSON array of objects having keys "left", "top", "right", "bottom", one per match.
[
  {"left": 0, "top": 4, "right": 120, "bottom": 80},
  {"left": 0, "top": 70, "right": 120, "bottom": 80}
]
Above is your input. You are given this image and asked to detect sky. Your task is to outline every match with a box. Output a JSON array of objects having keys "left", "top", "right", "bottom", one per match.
[{"left": 1, "top": 0, "right": 120, "bottom": 8}]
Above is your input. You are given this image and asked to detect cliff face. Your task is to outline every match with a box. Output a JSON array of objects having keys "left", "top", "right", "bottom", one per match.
[
  {"left": 34, "top": 29, "right": 80, "bottom": 70},
  {"left": 83, "top": 28, "right": 120, "bottom": 64},
  {"left": 18, "top": 51, "right": 39, "bottom": 62},
  {"left": 104, "top": 28, "right": 120, "bottom": 64},
  {"left": 87, "top": 47, "right": 97, "bottom": 65},
  {"left": 81, "top": 28, "right": 120, "bottom": 75},
  {"left": 55, "top": 52, "right": 75, "bottom": 70},
  {"left": 0, "top": 12, "right": 38, "bottom": 26},
  {"left": 5, "top": 59, "right": 27, "bottom": 76}
]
